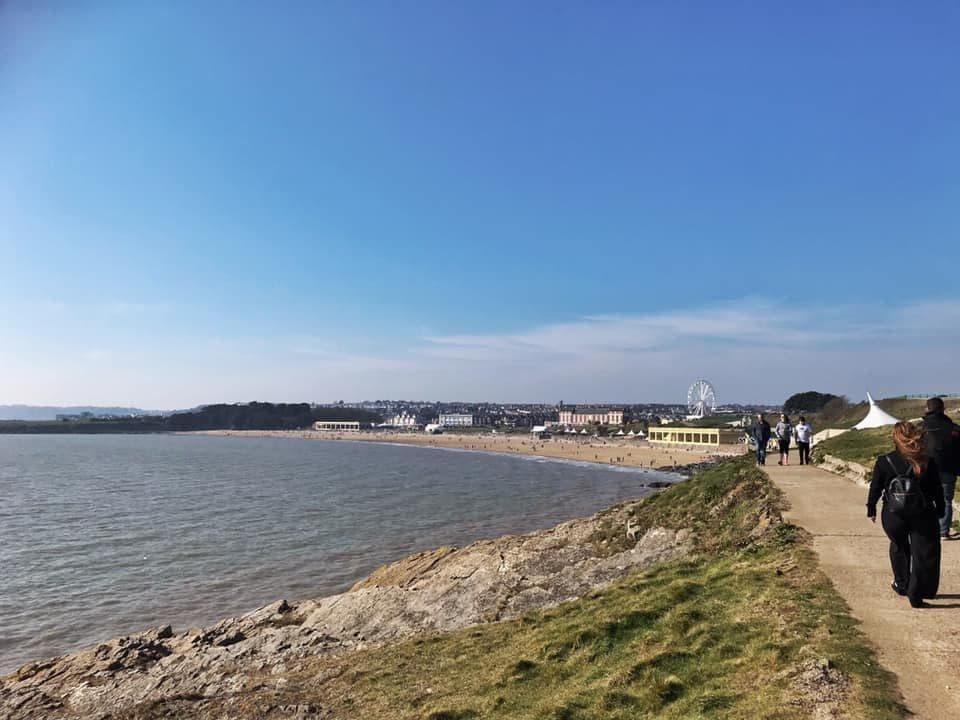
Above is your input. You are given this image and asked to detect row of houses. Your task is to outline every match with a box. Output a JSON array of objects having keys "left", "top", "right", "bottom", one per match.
[
  {"left": 385, "top": 412, "right": 475, "bottom": 429},
  {"left": 315, "top": 404, "right": 746, "bottom": 449}
]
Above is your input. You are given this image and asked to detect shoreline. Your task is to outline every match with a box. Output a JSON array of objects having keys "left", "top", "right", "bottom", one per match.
[
  {"left": 1, "top": 433, "right": 717, "bottom": 675},
  {"left": 1, "top": 460, "right": 709, "bottom": 718},
  {"left": 185, "top": 428, "right": 744, "bottom": 474}
]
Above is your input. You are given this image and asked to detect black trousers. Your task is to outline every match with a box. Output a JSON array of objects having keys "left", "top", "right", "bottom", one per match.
[
  {"left": 881, "top": 505, "right": 941, "bottom": 602},
  {"left": 797, "top": 441, "right": 810, "bottom": 465}
]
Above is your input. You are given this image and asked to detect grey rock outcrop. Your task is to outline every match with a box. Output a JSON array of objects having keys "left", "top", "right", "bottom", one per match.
[{"left": 1, "top": 503, "right": 694, "bottom": 719}]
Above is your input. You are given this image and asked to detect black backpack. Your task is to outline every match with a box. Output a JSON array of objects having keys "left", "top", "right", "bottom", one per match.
[{"left": 884, "top": 456, "right": 926, "bottom": 516}]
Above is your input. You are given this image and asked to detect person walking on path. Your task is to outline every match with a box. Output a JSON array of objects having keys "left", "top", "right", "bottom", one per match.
[
  {"left": 920, "top": 396, "right": 960, "bottom": 539},
  {"left": 795, "top": 415, "right": 813, "bottom": 465},
  {"left": 775, "top": 414, "right": 793, "bottom": 466},
  {"left": 867, "top": 421, "right": 946, "bottom": 608},
  {"left": 752, "top": 413, "right": 771, "bottom": 466}
]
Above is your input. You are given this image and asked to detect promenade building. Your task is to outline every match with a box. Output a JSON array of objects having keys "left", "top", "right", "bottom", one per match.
[
  {"left": 313, "top": 420, "right": 366, "bottom": 432},
  {"left": 558, "top": 406, "right": 624, "bottom": 426},
  {"left": 647, "top": 426, "right": 743, "bottom": 447},
  {"left": 438, "top": 413, "right": 474, "bottom": 427}
]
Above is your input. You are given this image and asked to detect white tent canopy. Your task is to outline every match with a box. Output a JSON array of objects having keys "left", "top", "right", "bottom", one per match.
[{"left": 853, "top": 392, "right": 900, "bottom": 430}]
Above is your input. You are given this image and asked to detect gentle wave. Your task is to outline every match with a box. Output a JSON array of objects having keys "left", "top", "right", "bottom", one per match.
[{"left": 0, "top": 434, "right": 676, "bottom": 672}]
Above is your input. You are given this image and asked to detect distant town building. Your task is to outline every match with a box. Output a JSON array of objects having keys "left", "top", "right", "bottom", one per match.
[
  {"left": 558, "top": 406, "right": 624, "bottom": 426},
  {"left": 313, "top": 420, "right": 367, "bottom": 432},
  {"left": 438, "top": 413, "right": 474, "bottom": 427},
  {"left": 647, "top": 426, "right": 743, "bottom": 447},
  {"left": 389, "top": 412, "right": 418, "bottom": 428}
]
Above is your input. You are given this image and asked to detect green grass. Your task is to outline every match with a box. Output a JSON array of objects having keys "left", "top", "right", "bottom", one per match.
[
  {"left": 812, "top": 427, "right": 893, "bottom": 470},
  {"left": 588, "top": 455, "right": 776, "bottom": 556},
  {"left": 247, "top": 548, "right": 903, "bottom": 720},
  {"left": 121, "top": 459, "right": 906, "bottom": 720}
]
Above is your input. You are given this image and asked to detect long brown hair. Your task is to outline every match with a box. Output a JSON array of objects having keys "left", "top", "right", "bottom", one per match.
[{"left": 892, "top": 421, "right": 927, "bottom": 476}]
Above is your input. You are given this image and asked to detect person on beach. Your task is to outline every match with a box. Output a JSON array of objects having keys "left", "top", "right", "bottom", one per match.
[
  {"left": 775, "top": 414, "right": 793, "bottom": 465},
  {"left": 795, "top": 416, "right": 814, "bottom": 465},
  {"left": 921, "top": 397, "right": 960, "bottom": 540},
  {"left": 867, "top": 421, "right": 945, "bottom": 608},
  {"left": 752, "top": 413, "right": 771, "bottom": 466}
]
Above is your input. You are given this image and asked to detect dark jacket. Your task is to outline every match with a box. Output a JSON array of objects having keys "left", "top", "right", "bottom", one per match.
[
  {"left": 752, "top": 420, "right": 771, "bottom": 445},
  {"left": 921, "top": 411, "right": 960, "bottom": 475},
  {"left": 867, "top": 451, "right": 945, "bottom": 518}
]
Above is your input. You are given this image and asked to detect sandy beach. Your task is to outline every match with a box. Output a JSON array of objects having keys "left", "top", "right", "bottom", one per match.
[{"left": 189, "top": 429, "right": 746, "bottom": 471}]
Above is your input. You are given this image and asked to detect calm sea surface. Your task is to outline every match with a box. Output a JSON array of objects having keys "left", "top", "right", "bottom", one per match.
[{"left": 0, "top": 434, "right": 676, "bottom": 672}]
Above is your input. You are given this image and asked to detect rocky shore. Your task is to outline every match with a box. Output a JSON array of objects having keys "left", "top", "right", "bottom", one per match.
[{"left": 1, "top": 497, "right": 696, "bottom": 719}]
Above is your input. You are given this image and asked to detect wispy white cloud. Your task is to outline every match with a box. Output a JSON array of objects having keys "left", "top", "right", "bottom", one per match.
[
  {"left": 418, "top": 298, "right": 948, "bottom": 364},
  {"left": 3, "top": 297, "right": 959, "bottom": 407}
]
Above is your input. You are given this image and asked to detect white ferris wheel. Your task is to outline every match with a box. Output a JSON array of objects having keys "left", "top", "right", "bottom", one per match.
[{"left": 687, "top": 379, "right": 717, "bottom": 419}]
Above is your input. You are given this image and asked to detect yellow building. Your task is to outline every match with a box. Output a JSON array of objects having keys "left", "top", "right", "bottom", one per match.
[{"left": 647, "top": 426, "right": 743, "bottom": 447}]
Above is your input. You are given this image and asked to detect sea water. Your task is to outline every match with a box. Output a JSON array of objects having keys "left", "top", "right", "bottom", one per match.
[{"left": 0, "top": 434, "right": 677, "bottom": 672}]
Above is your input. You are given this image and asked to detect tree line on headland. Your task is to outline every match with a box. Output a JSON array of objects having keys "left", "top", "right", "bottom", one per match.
[
  {"left": 0, "top": 403, "right": 383, "bottom": 434},
  {"left": 782, "top": 391, "right": 844, "bottom": 417}
]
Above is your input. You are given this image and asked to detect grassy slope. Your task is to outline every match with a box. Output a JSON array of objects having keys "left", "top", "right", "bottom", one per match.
[
  {"left": 125, "top": 459, "right": 905, "bottom": 720},
  {"left": 813, "top": 427, "right": 893, "bottom": 470}
]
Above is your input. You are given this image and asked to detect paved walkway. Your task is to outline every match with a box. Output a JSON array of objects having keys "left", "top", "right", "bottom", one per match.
[{"left": 765, "top": 462, "right": 960, "bottom": 720}]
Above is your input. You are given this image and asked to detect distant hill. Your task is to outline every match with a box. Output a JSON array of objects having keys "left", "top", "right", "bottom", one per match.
[{"left": 0, "top": 405, "right": 161, "bottom": 421}]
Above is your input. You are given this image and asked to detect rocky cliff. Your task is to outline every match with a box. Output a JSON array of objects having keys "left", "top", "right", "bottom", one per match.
[{"left": 1, "top": 498, "right": 697, "bottom": 720}]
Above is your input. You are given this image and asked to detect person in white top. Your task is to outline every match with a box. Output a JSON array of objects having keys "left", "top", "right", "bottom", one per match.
[{"left": 795, "top": 416, "right": 814, "bottom": 465}]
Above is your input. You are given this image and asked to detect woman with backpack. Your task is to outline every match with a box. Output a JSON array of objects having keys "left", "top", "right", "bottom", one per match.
[{"left": 866, "top": 421, "right": 946, "bottom": 608}]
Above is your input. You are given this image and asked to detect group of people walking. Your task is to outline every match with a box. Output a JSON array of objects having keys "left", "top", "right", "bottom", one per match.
[
  {"left": 867, "top": 397, "right": 958, "bottom": 608},
  {"left": 751, "top": 412, "right": 814, "bottom": 466},
  {"left": 751, "top": 397, "right": 958, "bottom": 609}
]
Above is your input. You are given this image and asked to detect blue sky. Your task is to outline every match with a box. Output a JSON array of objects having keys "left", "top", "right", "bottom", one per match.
[{"left": 2, "top": 2, "right": 959, "bottom": 407}]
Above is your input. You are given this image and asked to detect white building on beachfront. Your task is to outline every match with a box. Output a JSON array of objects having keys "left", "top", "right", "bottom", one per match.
[
  {"left": 389, "top": 412, "right": 418, "bottom": 428},
  {"left": 438, "top": 413, "right": 474, "bottom": 427}
]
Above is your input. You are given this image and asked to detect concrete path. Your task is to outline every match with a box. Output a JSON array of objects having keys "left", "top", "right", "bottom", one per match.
[{"left": 765, "top": 462, "right": 960, "bottom": 720}]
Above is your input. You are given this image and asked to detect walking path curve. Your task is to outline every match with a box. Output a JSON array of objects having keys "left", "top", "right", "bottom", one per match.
[{"left": 765, "top": 462, "right": 960, "bottom": 719}]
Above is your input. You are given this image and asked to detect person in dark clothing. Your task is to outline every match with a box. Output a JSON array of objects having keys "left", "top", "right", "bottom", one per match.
[
  {"left": 867, "top": 421, "right": 946, "bottom": 608},
  {"left": 920, "top": 396, "right": 959, "bottom": 539},
  {"left": 752, "top": 413, "right": 771, "bottom": 466}
]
